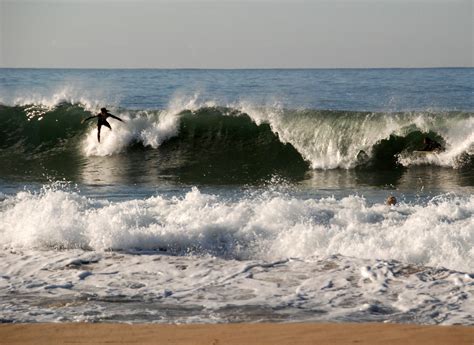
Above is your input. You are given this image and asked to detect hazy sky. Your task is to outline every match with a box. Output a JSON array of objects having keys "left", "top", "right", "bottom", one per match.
[{"left": 0, "top": 0, "right": 472, "bottom": 68}]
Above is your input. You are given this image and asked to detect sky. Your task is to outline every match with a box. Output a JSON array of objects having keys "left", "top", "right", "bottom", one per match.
[{"left": 0, "top": 0, "right": 472, "bottom": 68}]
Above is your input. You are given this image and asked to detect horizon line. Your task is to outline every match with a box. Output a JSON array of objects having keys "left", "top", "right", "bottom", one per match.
[{"left": 0, "top": 66, "right": 472, "bottom": 70}]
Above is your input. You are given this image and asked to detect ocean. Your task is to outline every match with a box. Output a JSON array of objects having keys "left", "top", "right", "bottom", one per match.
[{"left": 0, "top": 68, "right": 472, "bottom": 324}]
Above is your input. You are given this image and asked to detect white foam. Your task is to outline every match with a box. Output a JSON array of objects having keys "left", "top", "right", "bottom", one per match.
[
  {"left": 82, "top": 94, "right": 217, "bottom": 156},
  {"left": 0, "top": 187, "right": 472, "bottom": 272},
  {"left": 81, "top": 110, "right": 178, "bottom": 156},
  {"left": 0, "top": 250, "right": 472, "bottom": 324},
  {"left": 7, "top": 85, "right": 107, "bottom": 114}
]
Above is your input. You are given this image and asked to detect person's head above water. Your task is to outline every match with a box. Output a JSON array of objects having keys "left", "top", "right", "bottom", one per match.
[{"left": 101, "top": 107, "right": 107, "bottom": 113}]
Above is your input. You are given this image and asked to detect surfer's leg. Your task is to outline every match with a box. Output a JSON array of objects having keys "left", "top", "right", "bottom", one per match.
[
  {"left": 103, "top": 120, "right": 112, "bottom": 130},
  {"left": 97, "top": 124, "right": 102, "bottom": 143}
]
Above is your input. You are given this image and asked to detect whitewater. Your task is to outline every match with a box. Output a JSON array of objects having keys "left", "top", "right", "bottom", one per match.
[{"left": 0, "top": 68, "right": 473, "bottom": 325}]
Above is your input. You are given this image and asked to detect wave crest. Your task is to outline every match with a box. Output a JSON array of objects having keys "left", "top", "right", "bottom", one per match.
[{"left": 0, "top": 101, "right": 473, "bottom": 173}]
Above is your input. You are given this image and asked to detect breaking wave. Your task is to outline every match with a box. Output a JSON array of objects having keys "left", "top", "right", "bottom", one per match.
[
  {"left": 0, "top": 99, "right": 472, "bottom": 181},
  {"left": 1, "top": 185, "right": 473, "bottom": 272}
]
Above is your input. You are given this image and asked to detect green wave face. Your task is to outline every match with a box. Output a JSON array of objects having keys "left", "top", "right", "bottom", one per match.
[
  {"left": 0, "top": 103, "right": 472, "bottom": 184},
  {"left": 0, "top": 103, "right": 90, "bottom": 155}
]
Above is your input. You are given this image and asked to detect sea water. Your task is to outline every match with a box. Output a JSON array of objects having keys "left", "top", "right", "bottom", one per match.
[{"left": 0, "top": 68, "right": 473, "bottom": 324}]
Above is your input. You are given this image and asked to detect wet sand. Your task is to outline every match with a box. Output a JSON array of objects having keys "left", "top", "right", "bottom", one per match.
[{"left": 0, "top": 323, "right": 472, "bottom": 345}]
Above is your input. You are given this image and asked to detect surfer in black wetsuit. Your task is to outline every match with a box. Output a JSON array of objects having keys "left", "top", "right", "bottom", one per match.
[
  {"left": 421, "top": 137, "right": 443, "bottom": 152},
  {"left": 82, "top": 107, "right": 124, "bottom": 143}
]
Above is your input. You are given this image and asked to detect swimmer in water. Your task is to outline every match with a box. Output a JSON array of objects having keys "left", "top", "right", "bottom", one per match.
[
  {"left": 386, "top": 196, "right": 397, "bottom": 206},
  {"left": 82, "top": 107, "right": 124, "bottom": 143}
]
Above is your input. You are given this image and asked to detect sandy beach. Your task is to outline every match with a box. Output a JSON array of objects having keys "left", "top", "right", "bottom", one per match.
[{"left": 0, "top": 323, "right": 472, "bottom": 345}]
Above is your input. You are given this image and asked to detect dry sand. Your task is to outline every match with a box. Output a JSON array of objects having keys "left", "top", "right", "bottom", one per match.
[{"left": 1, "top": 323, "right": 472, "bottom": 345}]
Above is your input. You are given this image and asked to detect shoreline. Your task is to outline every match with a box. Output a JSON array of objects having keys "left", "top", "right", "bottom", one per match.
[{"left": 1, "top": 323, "right": 472, "bottom": 345}]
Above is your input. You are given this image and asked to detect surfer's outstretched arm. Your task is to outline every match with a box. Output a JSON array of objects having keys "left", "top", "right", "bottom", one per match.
[
  {"left": 108, "top": 114, "right": 124, "bottom": 122},
  {"left": 81, "top": 115, "right": 97, "bottom": 124}
]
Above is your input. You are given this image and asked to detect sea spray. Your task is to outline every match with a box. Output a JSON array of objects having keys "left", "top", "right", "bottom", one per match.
[{"left": 1, "top": 186, "right": 472, "bottom": 272}]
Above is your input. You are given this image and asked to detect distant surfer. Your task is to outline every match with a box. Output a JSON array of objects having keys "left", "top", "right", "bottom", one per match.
[
  {"left": 421, "top": 137, "right": 443, "bottom": 152},
  {"left": 82, "top": 107, "right": 124, "bottom": 143}
]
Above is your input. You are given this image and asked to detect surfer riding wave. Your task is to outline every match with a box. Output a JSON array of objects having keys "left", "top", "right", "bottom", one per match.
[{"left": 82, "top": 107, "right": 124, "bottom": 142}]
